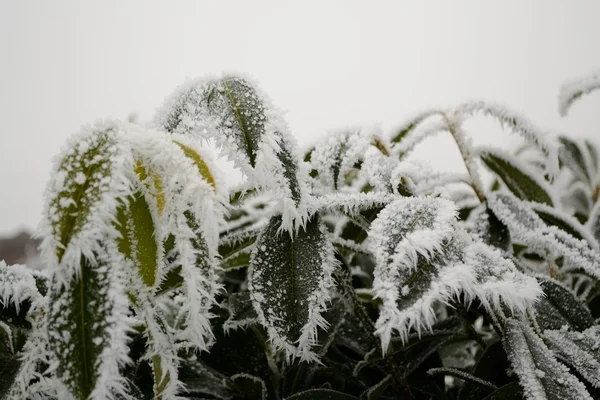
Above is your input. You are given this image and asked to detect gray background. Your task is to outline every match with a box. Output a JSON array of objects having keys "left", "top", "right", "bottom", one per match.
[{"left": 1, "top": 0, "right": 600, "bottom": 235}]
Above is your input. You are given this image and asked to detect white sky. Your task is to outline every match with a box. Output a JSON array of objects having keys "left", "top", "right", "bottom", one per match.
[{"left": 1, "top": 1, "right": 600, "bottom": 235}]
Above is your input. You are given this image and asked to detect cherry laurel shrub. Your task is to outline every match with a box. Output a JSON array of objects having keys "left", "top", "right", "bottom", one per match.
[{"left": 2, "top": 71, "right": 600, "bottom": 400}]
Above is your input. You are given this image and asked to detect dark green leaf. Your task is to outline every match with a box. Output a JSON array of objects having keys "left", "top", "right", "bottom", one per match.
[
  {"left": 285, "top": 389, "right": 360, "bottom": 400},
  {"left": 47, "top": 252, "right": 128, "bottom": 399},
  {"left": 558, "top": 136, "right": 591, "bottom": 184},
  {"left": 249, "top": 214, "right": 335, "bottom": 359},
  {"left": 480, "top": 149, "right": 553, "bottom": 206},
  {"left": 49, "top": 128, "right": 122, "bottom": 262},
  {"left": 0, "top": 354, "right": 20, "bottom": 399},
  {"left": 481, "top": 382, "right": 523, "bottom": 400},
  {"left": 545, "top": 327, "right": 600, "bottom": 388},
  {"left": 459, "top": 341, "right": 513, "bottom": 400},
  {"left": 531, "top": 203, "right": 589, "bottom": 242},
  {"left": 503, "top": 319, "right": 591, "bottom": 400},
  {"left": 231, "top": 374, "right": 266, "bottom": 400},
  {"left": 115, "top": 191, "right": 159, "bottom": 287},
  {"left": 535, "top": 277, "right": 594, "bottom": 331}
]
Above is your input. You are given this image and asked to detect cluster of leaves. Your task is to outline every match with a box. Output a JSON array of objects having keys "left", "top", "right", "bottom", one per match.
[{"left": 1, "top": 70, "right": 600, "bottom": 400}]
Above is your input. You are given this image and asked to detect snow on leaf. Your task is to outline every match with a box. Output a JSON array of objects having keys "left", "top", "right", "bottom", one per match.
[
  {"left": 503, "top": 319, "right": 593, "bottom": 400},
  {"left": 559, "top": 69, "right": 600, "bottom": 116},
  {"left": 455, "top": 101, "right": 559, "bottom": 177},
  {"left": 545, "top": 326, "right": 600, "bottom": 388},
  {"left": 248, "top": 214, "right": 336, "bottom": 362},
  {"left": 39, "top": 122, "right": 134, "bottom": 278},
  {"left": 478, "top": 147, "right": 555, "bottom": 206},
  {"left": 46, "top": 244, "right": 132, "bottom": 400}
]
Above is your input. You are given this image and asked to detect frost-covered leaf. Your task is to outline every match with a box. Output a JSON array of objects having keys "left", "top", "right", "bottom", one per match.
[
  {"left": 223, "top": 291, "right": 259, "bottom": 332},
  {"left": 470, "top": 205, "right": 511, "bottom": 251},
  {"left": 503, "top": 319, "right": 592, "bottom": 400},
  {"left": 456, "top": 101, "right": 559, "bottom": 176},
  {"left": 557, "top": 136, "right": 593, "bottom": 184},
  {"left": 479, "top": 148, "right": 555, "bottom": 206},
  {"left": 488, "top": 192, "right": 600, "bottom": 281},
  {"left": 587, "top": 201, "right": 600, "bottom": 244},
  {"left": 531, "top": 202, "right": 597, "bottom": 247},
  {"left": 370, "top": 196, "right": 457, "bottom": 348},
  {"left": 219, "top": 229, "right": 258, "bottom": 271},
  {"left": 155, "top": 75, "right": 306, "bottom": 228},
  {"left": 545, "top": 326, "right": 600, "bottom": 388},
  {"left": 115, "top": 190, "right": 160, "bottom": 288},
  {"left": 372, "top": 195, "right": 540, "bottom": 351},
  {"left": 129, "top": 132, "right": 224, "bottom": 351},
  {"left": 535, "top": 277, "right": 594, "bottom": 331},
  {"left": 40, "top": 122, "right": 133, "bottom": 269},
  {"left": 248, "top": 214, "right": 336, "bottom": 362},
  {"left": 309, "top": 128, "right": 371, "bottom": 190},
  {"left": 389, "top": 109, "right": 443, "bottom": 144},
  {"left": 285, "top": 388, "right": 360, "bottom": 399},
  {"left": 47, "top": 247, "right": 132, "bottom": 400},
  {"left": 559, "top": 69, "right": 600, "bottom": 116}
]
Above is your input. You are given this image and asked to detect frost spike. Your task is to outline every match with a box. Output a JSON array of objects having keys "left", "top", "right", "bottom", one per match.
[{"left": 248, "top": 214, "right": 336, "bottom": 362}]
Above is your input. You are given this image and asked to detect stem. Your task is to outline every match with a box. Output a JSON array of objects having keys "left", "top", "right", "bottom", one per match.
[
  {"left": 443, "top": 113, "right": 486, "bottom": 203},
  {"left": 335, "top": 264, "right": 414, "bottom": 400}
]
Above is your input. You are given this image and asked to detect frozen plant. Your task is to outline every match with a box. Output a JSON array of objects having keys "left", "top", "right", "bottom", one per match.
[{"left": 1, "top": 71, "right": 600, "bottom": 400}]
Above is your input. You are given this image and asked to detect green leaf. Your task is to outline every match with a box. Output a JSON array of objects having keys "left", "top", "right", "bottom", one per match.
[
  {"left": 249, "top": 214, "right": 335, "bottom": 361},
  {"left": 223, "top": 291, "right": 259, "bottom": 332},
  {"left": 545, "top": 327, "right": 600, "bottom": 388},
  {"left": 47, "top": 250, "right": 129, "bottom": 399},
  {"left": 158, "top": 76, "right": 303, "bottom": 210},
  {"left": 558, "top": 136, "right": 592, "bottom": 184},
  {"left": 230, "top": 374, "right": 267, "bottom": 400},
  {"left": 480, "top": 149, "right": 554, "bottom": 206},
  {"left": 503, "top": 319, "right": 592, "bottom": 400},
  {"left": 285, "top": 389, "right": 360, "bottom": 400},
  {"left": 535, "top": 277, "right": 594, "bottom": 331},
  {"left": 531, "top": 203, "right": 590, "bottom": 242},
  {"left": 47, "top": 127, "right": 125, "bottom": 262},
  {"left": 481, "top": 382, "right": 523, "bottom": 400},
  {"left": 172, "top": 140, "right": 217, "bottom": 190},
  {"left": 479, "top": 206, "right": 511, "bottom": 251},
  {"left": 115, "top": 191, "right": 159, "bottom": 288},
  {"left": 155, "top": 266, "right": 183, "bottom": 296},
  {"left": 0, "top": 354, "right": 20, "bottom": 399},
  {"left": 459, "top": 341, "right": 513, "bottom": 400}
]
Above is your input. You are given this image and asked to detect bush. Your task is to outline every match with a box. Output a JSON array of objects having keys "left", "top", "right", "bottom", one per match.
[{"left": 1, "top": 71, "right": 600, "bottom": 400}]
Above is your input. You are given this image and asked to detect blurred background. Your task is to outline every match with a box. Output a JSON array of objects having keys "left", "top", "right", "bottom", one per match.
[{"left": 1, "top": 1, "right": 600, "bottom": 267}]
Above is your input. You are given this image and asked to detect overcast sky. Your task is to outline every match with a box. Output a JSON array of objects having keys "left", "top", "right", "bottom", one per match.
[{"left": 1, "top": 1, "right": 600, "bottom": 236}]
